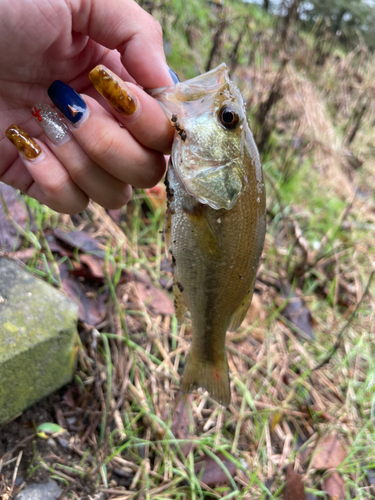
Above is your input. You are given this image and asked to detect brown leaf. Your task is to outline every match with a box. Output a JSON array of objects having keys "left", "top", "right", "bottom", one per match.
[
  {"left": 59, "top": 263, "right": 106, "bottom": 326},
  {"left": 79, "top": 254, "right": 106, "bottom": 280},
  {"left": 194, "top": 453, "right": 236, "bottom": 486},
  {"left": 281, "top": 283, "right": 314, "bottom": 340},
  {"left": 284, "top": 464, "right": 306, "bottom": 500},
  {"left": 323, "top": 470, "right": 345, "bottom": 499},
  {"left": 53, "top": 228, "right": 105, "bottom": 256},
  {"left": 134, "top": 279, "right": 174, "bottom": 316},
  {"left": 171, "top": 392, "right": 194, "bottom": 456},
  {"left": 312, "top": 435, "right": 347, "bottom": 470},
  {"left": 0, "top": 183, "right": 29, "bottom": 251}
]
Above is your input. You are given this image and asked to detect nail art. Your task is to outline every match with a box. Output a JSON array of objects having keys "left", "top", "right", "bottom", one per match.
[
  {"left": 6, "top": 124, "right": 42, "bottom": 160},
  {"left": 168, "top": 66, "right": 180, "bottom": 84},
  {"left": 89, "top": 65, "right": 138, "bottom": 116},
  {"left": 47, "top": 81, "right": 87, "bottom": 124},
  {"left": 31, "top": 102, "right": 69, "bottom": 144}
]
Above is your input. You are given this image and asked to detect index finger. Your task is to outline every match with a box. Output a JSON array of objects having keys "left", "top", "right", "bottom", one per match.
[{"left": 70, "top": 0, "right": 173, "bottom": 88}]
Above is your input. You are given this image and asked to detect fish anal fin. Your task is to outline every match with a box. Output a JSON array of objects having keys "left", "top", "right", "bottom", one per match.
[
  {"left": 181, "top": 352, "right": 230, "bottom": 406},
  {"left": 173, "top": 281, "right": 188, "bottom": 324},
  {"left": 184, "top": 205, "right": 221, "bottom": 258},
  {"left": 228, "top": 289, "right": 254, "bottom": 332}
]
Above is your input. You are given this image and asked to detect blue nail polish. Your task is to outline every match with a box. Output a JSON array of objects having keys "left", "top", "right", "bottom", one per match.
[
  {"left": 168, "top": 67, "right": 180, "bottom": 84},
  {"left": 48, "top": 81, "right": 87, "bottom": 124}
]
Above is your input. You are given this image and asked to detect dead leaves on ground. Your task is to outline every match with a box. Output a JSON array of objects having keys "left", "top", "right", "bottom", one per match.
[
  {"left": 0, "top": 193, "right": 173, "bottom": 326},
  {"left": 284, "top": 465, "right": 306, "bottom": 500},
  {"left": 312, "top": 434, "right": 347, "bottom": 470}
]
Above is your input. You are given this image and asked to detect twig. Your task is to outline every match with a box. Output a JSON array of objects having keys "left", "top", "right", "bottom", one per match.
[{"left": 8, "top": 450, "right": 23, "bottom": 498}]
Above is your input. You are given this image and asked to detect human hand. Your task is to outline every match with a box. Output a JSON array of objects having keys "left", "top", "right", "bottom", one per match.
[{"left": 0, "top": 0, "right": 176, "bottom": 214}]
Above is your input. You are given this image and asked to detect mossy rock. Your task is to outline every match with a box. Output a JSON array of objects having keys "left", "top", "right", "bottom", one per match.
[{"left": 0, "top": 257, "right": 78, "bottom": 424}]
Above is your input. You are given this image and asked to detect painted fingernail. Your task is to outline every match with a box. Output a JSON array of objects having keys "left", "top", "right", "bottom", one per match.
[
  {"left": 31, "top": 102, "right": 69, "bottom": 145},
  {"left": 47, "top": 81, "right": 87, "bottom": 125},
  {"left": 89, "top": 65, "right": 138, "bottom": 117},
  {"left": 6, "top": 124, "right": 42, "bottom": 160},
  {"left": 168, "top": 66, "right": 180, "bottom": 84}
]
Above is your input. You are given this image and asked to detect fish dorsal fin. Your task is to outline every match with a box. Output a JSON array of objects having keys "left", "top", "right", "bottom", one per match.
[
  {"left": 228, "top": 288, "right": 254, "bottom": 332},
  {"left": 173, "top": 279, "right": 188, "bottom": 324}
]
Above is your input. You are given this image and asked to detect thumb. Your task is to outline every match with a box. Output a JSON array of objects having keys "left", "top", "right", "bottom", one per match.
[{"left": 70, "top": 0, "right": 173, "bottom": 88}]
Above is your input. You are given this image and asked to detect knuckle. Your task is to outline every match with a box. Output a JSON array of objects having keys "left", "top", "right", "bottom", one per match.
[
  {"left": 149, "top": 18, "right": 163, "bottom": 38},
  {"left": 90, "top": 132, "right": 118, "bottom": 163}
]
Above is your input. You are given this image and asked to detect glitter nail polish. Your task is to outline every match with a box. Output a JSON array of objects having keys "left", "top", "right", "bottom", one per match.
[
  {"left": 89, "top": 65, "right": 138, "bottom": 117},
  {"left": 31, "top": 102, "right": 69, "bottom": 144},
  {"left": 6, "top": 124, "right": 42, "bottom": 160},
  {"left": 48, "top": 81, "right": 87, "bottom": 124}
]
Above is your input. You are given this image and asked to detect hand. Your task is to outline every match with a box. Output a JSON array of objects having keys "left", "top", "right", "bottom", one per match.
[{"left": 0, "top": 0, "right": 175, "bottom": 214}]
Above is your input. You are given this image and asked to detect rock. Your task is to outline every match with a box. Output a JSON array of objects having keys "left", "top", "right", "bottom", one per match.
[
  {"left": 15, "top": 479, "right": 62, "bottom": 500},
  {"left": 0, "top": 257, "right": 78, "bottom": 424}
]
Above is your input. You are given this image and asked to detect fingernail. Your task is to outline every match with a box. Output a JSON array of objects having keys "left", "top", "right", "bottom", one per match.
[
  {"left": 6, "top": 124, "right": 42, "bottom": 160},
  {"left": 47, "top": 81, "right": 87, "bottom": 125},
  {"left": 168, "top": 66, "right": 180, "bottom": 84},
  {"left": 89, "top": 65, "right": 138, "bottom": 116},
  {"left": 31, "top": 102, "right": 70, "bottom": 145}
]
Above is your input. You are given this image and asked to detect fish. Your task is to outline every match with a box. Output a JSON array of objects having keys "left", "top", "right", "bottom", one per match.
[{"left": 149, "top": 64, "right": 266, "bottom": 406}]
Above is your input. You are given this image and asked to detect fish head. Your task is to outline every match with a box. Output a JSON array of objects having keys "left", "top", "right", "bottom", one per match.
[{"left": 150, "top": 64, "right": 262, "bottom": 210}]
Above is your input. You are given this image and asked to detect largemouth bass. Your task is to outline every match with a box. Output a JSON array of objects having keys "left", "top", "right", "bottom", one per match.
[{"left": 150, "top": 64, "right": 266, "bottom": 406}]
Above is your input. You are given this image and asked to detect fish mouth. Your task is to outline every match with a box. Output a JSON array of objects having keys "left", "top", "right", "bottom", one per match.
[{"left": 146, "top": 63, "right": 229, "bottom": 119}]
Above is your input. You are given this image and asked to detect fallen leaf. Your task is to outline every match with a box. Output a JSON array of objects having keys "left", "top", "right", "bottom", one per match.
[
  {"left": 0, "top": 183, "right": 29, "bottom": 251},
  {"left": 284, "top": 464, "right": 306, "bottom": 500},
  {"left": 281, "top": 283, "right": 314, "bottom": 340},
  {"left": 134, "top": 278, "right": 174, "bottom": 316},
  {"left": 8, "top": 248, "right": 37, "bottom": 262},
  {"left": 171, "top": 392, "right": 194, "bottom": 456},
  {"left": 53, "top": 228, "right": 105, "bottom": 257},
  {"left": 312, "top": 435, "right": 346, "bottom": 470},
  {"left": 194, "top": 453, "right": 236, "bottom": 486},
  {"left": 323, "top": 470, "right": 345, "bottom": 499},
  {"left": 61, "top": 269, "right": 105, "bottom": 326},
  {"left": 36, "top": 422, "right": 65, "bottom": 438}
]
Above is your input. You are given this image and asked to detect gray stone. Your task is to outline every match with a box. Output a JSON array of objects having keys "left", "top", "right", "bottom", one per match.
[
  {"left": 0, "top": 257, "right": 78, "bottom": 424},
  {"left": 15, "top": 479, "right": 62, "bottom": 500}
]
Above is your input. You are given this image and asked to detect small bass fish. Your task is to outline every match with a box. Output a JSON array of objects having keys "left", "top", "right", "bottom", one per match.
[{"left": 150, "top": 64, "right": 266, "bottom": 406}]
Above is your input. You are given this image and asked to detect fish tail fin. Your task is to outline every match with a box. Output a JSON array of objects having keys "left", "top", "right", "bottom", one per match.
[{"left": 181, "top": 351, "right": 230, "bottom": 407}]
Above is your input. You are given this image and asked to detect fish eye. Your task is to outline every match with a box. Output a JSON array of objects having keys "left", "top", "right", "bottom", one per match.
[{"left": 218, "top": 105, "right": 240, "bottom": 130}]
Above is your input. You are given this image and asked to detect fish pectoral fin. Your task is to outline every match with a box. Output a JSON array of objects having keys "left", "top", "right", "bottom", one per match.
[
  {"left": 164, "top": 208, "right": 172, "bottom": 258},
  {"left": 181, "top": 351, "right": 230, "bottom": 406},
  {"left": 173, "top": 281, "right": 188, "bottom": 324},
  {"left": 228, "top": 289, "right": 254, "bottom": 332},
  {"left": 185, "top": 205, "right": 221, "bottom": 258}
]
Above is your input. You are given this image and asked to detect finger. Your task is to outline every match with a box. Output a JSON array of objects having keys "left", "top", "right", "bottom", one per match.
[
  {"left": 47, "top": 82, "right": 167, "bottom": 188},
  {"left": 5, "top": 124, "right": 89, "bottom": 214},
  {"left": 88, "top": 65, "right": 174, "bottom": 153},
  {"left": 30, "top": 102, "right": 133, "bottom": 209},
  {"left": 70, "top": 0, "right": 173, "bottom": 88}
]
